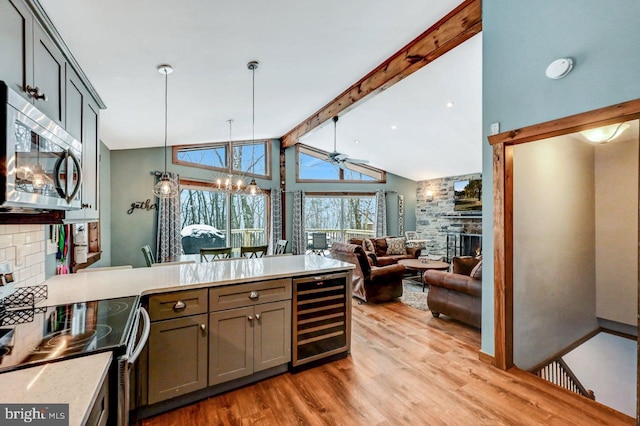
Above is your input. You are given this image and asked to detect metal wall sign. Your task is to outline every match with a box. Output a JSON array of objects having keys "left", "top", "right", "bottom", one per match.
[{"left": 398, "top": 194, "right": 404, "bottom": 236}]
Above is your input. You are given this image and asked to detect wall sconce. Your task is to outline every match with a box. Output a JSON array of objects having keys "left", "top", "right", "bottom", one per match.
[{"left": 425, "top": 190, "right": 434, "bottom": 201}]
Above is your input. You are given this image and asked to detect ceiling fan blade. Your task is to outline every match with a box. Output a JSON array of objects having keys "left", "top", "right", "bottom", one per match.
[
  {"left": 345, "top": 158, "right": 369, "bottom": 164},
  {"left": 338, "top": 161, "right": 349, "bottom": 171}
]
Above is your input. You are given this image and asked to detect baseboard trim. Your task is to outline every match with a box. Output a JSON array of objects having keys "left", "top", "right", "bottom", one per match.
[{"left": 478, "top": 350, "right": 495, "bottom": 366}]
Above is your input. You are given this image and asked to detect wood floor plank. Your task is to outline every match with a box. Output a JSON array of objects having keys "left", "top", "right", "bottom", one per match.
[{"left": 141, "top": 299, "right": 634, "bottom": 425}]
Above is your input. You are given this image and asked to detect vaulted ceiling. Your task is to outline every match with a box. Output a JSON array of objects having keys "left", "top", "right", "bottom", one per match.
[{"left": 39, "top": 0, "right": 482, "bottom": 181}]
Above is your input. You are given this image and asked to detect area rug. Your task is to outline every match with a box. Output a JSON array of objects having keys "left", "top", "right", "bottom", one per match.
[{"left": 399, "top": 279, "right": 429, "bottom": 311}]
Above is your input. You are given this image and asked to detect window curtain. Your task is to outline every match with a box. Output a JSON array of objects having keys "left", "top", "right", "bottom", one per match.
[
  {"left": 292, "top": 191, "right": 306, "bottom": 255},
  {"left": 156, "top": 172, "right": 182, "bottom": 263},
  {"left": 374, "top": 189, "right": 387, "bottom": 237},
  {"left": 269, "top": 187, "right": 283, "bottom": 254}
]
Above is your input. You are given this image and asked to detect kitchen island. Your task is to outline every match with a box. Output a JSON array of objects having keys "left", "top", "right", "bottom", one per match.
[{"left": 4, "top": 255, "right": 354, "bottom": 423}]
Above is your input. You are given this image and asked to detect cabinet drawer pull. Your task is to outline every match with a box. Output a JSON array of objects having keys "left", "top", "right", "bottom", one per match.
[
  {"left": 249, "top": 291, "right": 259, "bottom": 300},
  {"left": 255, "top": 314, "right": 260, "bottom": 321},
  {"left": 248, "top": 315, "right": 254, "bottom": 321},
  {"left": 200, "top": 324, "right": 206, "bottom": 336},
  {"left": 173, "top": 301, "right": 186, "bottom": 311}
]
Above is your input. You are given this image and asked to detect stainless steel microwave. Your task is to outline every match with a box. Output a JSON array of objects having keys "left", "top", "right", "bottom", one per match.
[{"left": 1, "top": 81, "right": 82, "bottom": 211}]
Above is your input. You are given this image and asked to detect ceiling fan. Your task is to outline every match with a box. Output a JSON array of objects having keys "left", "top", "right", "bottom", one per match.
[{"left": 323, "top": 116, "right": 369, "bottom": 169}]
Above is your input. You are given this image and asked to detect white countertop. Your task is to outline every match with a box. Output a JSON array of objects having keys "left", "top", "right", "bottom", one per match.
[
  {"left": 40, "top": 254, "right": 354, "bottom": 306},
  {"left": 0, "top": 352, "right": 112, "bottom": 426}
]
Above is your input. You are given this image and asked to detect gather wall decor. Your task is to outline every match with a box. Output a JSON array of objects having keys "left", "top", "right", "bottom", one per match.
[{"left": 127, "top": 199, "right": 158, "bottom": 215}]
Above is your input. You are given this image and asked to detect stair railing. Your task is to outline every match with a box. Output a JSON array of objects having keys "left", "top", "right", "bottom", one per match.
[{"left": 532, "top": 357, "right": 595, "bottom": 400}]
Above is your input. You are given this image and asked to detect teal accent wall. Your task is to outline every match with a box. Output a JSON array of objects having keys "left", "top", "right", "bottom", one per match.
[
  {"left": 283, "top": 145, "right": 417, "bottom": 242},
  {"left": 109, "top": 142, "right": 279, "bottom": 268},
  {"left": 482, "top": 0, "right": 640, "bottom": 355},
  {"left": 109, "top": 140, "right": 415, "bottom": 267}
]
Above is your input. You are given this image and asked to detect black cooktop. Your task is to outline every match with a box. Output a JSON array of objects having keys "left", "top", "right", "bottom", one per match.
[{"left": 0, "top": 295, "right": 138, "bottom": 372}]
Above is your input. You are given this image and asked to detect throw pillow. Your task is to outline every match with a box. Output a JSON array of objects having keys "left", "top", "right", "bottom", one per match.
[
  {"left": 362, "top": 238, "right": 375, "bottom": 252},
  {"left": 470, "top": 259, "right": 483, "bottom": 279},
  {"left": 452, "top": 256, "right": 478, "bottom": 275},
  {"left": 385, "top": 237, "right": 407, "bottom": 255}
]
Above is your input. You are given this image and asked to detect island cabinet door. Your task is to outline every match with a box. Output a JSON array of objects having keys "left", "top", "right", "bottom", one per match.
[
  {"left": 147, "top": 314, "right": 208, "bottom": 405},
  {"left": 254, "top": 300, "right": 291, "bottom": 372},
  {"left": 209, "top": 306, "right": 254, "bottom": 385}
]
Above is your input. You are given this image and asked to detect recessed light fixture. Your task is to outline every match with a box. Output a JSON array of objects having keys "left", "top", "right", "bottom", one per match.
[
  {"left": 579, "top": 122, "right": 630, "bottom": 144},
  {"left": 390, "top": 125, "right": 397, "bottom": 130},
  {"left": 446, "top": 101, "right": 454, "bottom": 108},
  {"left": 354, "top": 139, "right": 360, "bottom": 144}
]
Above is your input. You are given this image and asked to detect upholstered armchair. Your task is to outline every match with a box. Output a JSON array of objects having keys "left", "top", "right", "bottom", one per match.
[
  {"left": 423, "top": 256, "right": 482, "bottom": 328},
  {"left": 330, "top": 242, "right": 406, "bottom": 303}
]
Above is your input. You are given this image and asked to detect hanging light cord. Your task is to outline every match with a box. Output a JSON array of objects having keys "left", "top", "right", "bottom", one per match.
[
  {"left": 163, "top": 70, "right": 168, "bottom": 173},
  {"left": 251, "top": 66, "right": 256, "bottom": 173}
]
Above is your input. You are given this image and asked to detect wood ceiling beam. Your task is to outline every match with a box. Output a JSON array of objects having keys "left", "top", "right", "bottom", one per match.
[{"left": 280, "top": 0, "right": 482, "bottom": 148}]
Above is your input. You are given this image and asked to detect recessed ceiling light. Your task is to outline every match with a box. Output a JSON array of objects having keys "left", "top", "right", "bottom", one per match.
[
  {"left": 354, "top": 139, "right": 360, "bottom": 144},
  {"left": 446, "top": 101, "right": 455, "bottom": 108},
  {"left": 390, "top": 125, "right": 397, "bottom": 130}
]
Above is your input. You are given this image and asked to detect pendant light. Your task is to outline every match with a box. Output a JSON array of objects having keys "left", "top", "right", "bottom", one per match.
[
  {"left": 245, "top": 60, "right": 261, "bottom": 196},
  {"left": 153, "top": 64, "right": 179, "bottom": 198}
]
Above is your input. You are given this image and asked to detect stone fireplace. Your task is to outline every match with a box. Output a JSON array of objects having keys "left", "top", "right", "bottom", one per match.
[{"left": 415, "top": 172, "right": 482, "bottom": 260}]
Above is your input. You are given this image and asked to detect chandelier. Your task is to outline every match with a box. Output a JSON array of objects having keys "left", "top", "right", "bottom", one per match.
[{"left": 212, "top": 119, "right": 246, "bottom": 192}]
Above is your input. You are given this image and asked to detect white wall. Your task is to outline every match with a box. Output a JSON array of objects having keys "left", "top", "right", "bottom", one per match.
[
  {"left": 563, "top": 332, "right": 636, "bottom": 417},
  {"left": 513, "top": 136, "right": 598, "bottom": 370},
  {"left": 595, "top": 134, "right": 638, "bottom": 326}
]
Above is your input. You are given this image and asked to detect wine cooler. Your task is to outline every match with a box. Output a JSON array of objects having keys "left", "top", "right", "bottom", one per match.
[{"left": 292, "top": 272, "right": 351, "bottom": 367}]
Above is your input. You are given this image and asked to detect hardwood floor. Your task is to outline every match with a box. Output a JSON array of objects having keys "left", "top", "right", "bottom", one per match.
[{"left": 141, "top": 300, "right": 634, "bottom": 425}]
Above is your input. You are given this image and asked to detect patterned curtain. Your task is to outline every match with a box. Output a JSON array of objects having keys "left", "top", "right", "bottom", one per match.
[
  {"left": 269, "top": 188, "right": 283, "bottom": 254},
  {"left": 292, "top": 191, "right": 306, "bottom": 255},
  {"left": 374, "top": 189, "right": 387, "bottom": 237},
  {"left": 156, "top": 172, "right": 182, "bottom": 263}
]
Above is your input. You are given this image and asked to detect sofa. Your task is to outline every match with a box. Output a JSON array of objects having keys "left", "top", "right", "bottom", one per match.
[
  {"left": 348, "top": 237, "right": 420, "bottom": 266},
  {"left": 330, "top": 242, "right": 406, "bottom": 303},
  {"left": 423, "top": 256, "right": 482, "bottom": 328}
]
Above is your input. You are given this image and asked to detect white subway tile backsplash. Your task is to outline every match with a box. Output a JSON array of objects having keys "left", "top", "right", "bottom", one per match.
[
  {"left": 0, "top": 235, "right": 13, "bottom": 249},
  {"left": 0, "top": 225, "right": 47, "bottom": 288}
]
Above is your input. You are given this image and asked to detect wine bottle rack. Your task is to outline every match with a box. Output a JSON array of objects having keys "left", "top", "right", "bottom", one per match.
[{"left": 292, "top": 272, "right": 351, "bottom": 367}]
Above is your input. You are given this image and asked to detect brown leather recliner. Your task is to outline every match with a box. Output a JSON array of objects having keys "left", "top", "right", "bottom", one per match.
[
  {"left": 330, "top": 242, "right": 406, "bottom": 303},
  {"left": 423, "top": 256, "right": 482, "bottom": 328}
]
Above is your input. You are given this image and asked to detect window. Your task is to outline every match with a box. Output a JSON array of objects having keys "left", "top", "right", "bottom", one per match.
[
  {"left": 174, "top": 140, "right": 270, "bottom": 178},
  {"left": 304, "top": 194, "right": 376, "bottom": 249},
  {"left": 180, "top": 181, "right": 269, "bottom": 255},
  {"left": 296, "top": 144, "right": 385, "bottom": 182}
]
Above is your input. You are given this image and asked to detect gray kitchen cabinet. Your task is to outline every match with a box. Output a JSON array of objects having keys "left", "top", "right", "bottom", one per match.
[
  {"left": 147, "top": 314, "right": 208, "bottom": 405},
  {"left": 1, "top": 0, "right": 103, "bottom": 223},
  {"left": 0, "top": 0, "right": 66, "bottom": 125},
  {"left": 65, "top": 68, "right": 100, "bottom": 221},
  {"left": 209, "top": 280, "right": 292, "bottom": 386},
  {"left": 0, "top": 0, "right": 33, "bottom": 98},
  {"left": 32, "top": 20, "right": 65, "bottom": 125},
  {"left": 209, "top": 301, "right": 291, "bottom": 385},
  {"left": 146, "top": 289, "right": 208, "bottom": 405}
]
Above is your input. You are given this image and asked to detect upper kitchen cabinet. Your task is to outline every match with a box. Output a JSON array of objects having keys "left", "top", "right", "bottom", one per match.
[
  {"left": 0, "top": 0, "right": 64, "bottom": 125},
  {"left": 65, "top": 67, "right": 100, "bottom": 221},
  {"left": 0, "top": 0, "right": 106, "bottom": 223},
  {"left": 0, "top": 0, "right": 33, "bottom": 99}
]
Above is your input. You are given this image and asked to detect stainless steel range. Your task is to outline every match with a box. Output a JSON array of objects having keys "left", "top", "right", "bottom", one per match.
[
  {"left": 0, "top": 275, "right": 150, "bottom": 426},
  {"left": 0, "top": 295, "right": 139, "bottom": 372}
]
